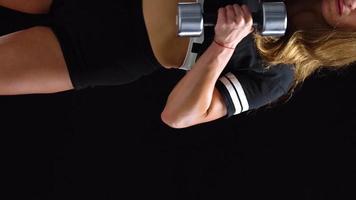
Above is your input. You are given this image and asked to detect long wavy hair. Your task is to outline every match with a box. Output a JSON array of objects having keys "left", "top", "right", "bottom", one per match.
[{"left": 254, "top": 28, "right": 356, "bottom": 88}]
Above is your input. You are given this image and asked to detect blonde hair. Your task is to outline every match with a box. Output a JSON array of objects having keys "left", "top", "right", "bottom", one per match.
[{"left": 254, "top": 29, "right": 356, "bottom": 87}]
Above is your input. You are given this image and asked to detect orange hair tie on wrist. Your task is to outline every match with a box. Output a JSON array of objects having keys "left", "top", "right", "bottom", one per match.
[{"left": 213, "top": 40, "right": 235, "bottom": 50}]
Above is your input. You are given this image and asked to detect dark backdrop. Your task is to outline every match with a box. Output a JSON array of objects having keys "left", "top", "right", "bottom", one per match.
[{"left": 2, "top": 65, "right": 355, "bottom": 200}]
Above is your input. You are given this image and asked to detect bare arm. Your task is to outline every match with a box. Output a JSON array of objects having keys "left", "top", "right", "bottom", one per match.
[
  {"left": 161, "top": 42, "right": 233, "bottom": 128},
  {"left": 161, "top": 4, "right": 253, "bottom": 128}
]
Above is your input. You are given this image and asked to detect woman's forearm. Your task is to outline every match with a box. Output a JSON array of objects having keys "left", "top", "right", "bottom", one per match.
[
  {"left": 161, "top": 4, "right": 253, "bottom": 128},
  {"left": 161, "top": 41, "right": 235, "bottom": 127}
]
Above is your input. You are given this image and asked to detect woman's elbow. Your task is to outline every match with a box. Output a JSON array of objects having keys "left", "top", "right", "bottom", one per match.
[{"left": 160, "top": 110, "right": 196, "bottom": 129}]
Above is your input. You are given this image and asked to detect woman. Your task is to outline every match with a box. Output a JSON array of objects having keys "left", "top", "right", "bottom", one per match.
[{"left": 0, "top": 0, "right": 355, "bottom": 128}]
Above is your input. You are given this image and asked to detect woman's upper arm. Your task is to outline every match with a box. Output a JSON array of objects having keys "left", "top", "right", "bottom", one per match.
[
  {"left": 195, "top": 87, "right": 228, "bottom": 125},
  {"left": 194, "top": 64, "right": 296, "bottom": 127},
  {"left": 161, "top": 87, "right": 228, "bottom": 129}
]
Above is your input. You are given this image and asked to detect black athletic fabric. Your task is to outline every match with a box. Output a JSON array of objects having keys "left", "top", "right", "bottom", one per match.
[
  {"left": 48, "top": 0, "right": 162, "bottom": 90},
  {"left": 0, "top": 6, "right": 50, "bottom": 36}
]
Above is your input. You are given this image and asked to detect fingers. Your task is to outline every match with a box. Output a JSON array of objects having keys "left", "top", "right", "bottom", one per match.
[
  {"left": 226, "top": 5, "right": 240, "bottom": 24},
  {"left": 217, "top": 7, "right": 226, "bottom": 25},
  {"left": 214, "top": 4, "right": 255, "bottom": 48},
  {"left": 222, "top": 4, "right": 253, "bottom": 26},
  {"left": 231, "top": 4, "right": 243, "bottom": 23},
  {"left": 218, "top": 4, "right": 251, "bottom": 21},
  {"left": 240, "top": 5, "right": 253, "bottom": 30},
  {"left": 225, "top": 4, "right": 253, "bottom": 32}
]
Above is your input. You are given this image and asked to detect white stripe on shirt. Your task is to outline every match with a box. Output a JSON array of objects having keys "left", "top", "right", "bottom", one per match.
[
  {"left": 219, "top": 76, "right": 242, "bottom": 114},
  {"left": 225, "top": 72, "right": 249, "bottom": 113}
]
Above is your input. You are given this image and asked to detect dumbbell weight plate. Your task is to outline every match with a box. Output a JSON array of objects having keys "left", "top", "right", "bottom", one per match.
[{"left": 177, "top": 3, "right": 204, "bottom": 37}]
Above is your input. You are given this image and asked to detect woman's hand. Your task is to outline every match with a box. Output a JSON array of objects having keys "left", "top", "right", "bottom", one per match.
[{"left": 214, "top": 4, "right": 254, "bottom": 49}]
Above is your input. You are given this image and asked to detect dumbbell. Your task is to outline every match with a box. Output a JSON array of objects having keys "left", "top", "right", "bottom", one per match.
[{"left": 177, "top": 1, "right": 288, "bottom": 37}]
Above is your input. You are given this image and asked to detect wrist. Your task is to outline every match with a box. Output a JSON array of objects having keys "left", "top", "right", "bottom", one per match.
[
  {"left": 195, "top": 40, "right": 235, "bottom": 73},
  {"left": 213, "top": 39, "right": 236, "bottom": 50}
]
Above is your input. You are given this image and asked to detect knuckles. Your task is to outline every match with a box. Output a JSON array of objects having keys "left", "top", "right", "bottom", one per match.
[{"left": 217, "top": 4, "right": 253, "bottom": 30}]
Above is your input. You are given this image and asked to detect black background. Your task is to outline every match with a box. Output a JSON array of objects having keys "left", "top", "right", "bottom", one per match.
[{"left": 2, "top": 65, "right": 355, "bottom": 200}]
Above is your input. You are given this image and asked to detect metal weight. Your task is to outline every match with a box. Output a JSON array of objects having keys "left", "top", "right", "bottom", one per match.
[
  {"left": 260, "top": 2, "right": 288, "bottom": 36},
  {"left": 177, "top": 3, "right": 204, "bottom": 37}
]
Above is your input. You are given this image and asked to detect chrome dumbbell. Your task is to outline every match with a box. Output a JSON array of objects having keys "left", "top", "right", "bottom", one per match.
[{"left": 177, "top": 1, "right": 288, "bottom": 37}]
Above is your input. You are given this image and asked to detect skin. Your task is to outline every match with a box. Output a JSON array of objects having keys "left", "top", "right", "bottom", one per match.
[
  {"left": 142, "top": 0, "right": 193, "bottom": 68},
  {"left": 285, "top": 0, "right": 356, "bottom": 31},
  {"left": 321, "top": 0, "right": 356, "bottom": 30},
  {"left": 0, "top": 0, "right": 74, "bottom": 95}
]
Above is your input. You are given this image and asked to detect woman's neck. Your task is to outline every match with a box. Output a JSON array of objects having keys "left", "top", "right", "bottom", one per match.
[{"left": 284, "top": 0, "right": 330, "bottom": 31}]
